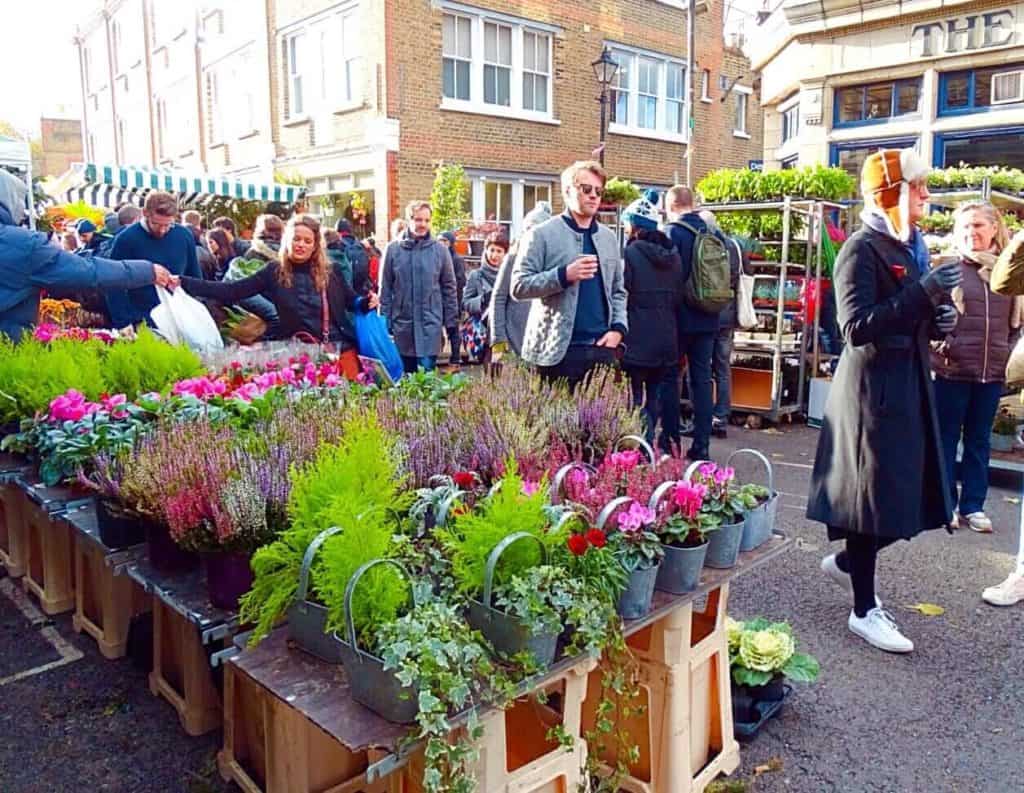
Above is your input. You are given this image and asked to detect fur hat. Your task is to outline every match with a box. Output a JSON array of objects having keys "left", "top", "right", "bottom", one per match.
[{"left": 861, "top": 148, "right": 929, "bottom": 242}]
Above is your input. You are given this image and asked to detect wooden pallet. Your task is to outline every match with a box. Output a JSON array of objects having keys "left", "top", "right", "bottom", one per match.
[
  {"left": 72, "top": 534, "right": 150, "bottom": 659},
  {"left": 218, "top": 659, "right": 401, "bottom": 793},
  {"left": 582, "top": 585, "right": 740, "bottom": 793},
  {"left": 0, "top": 482, "right": 28, "bottom": 578},
  {"left": 149, "top": 595, "right": 223, "bottom": 736},
  {"left": 21, "top": 498, "right": 76, "bottom": 615}
]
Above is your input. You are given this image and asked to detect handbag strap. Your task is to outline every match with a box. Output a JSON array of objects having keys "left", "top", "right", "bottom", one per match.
[{"left": 320, "top": 288, "right": 330, "bottom": 344}]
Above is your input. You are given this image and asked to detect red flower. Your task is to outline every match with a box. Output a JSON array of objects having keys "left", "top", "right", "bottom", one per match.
[
  {"left": 567, "top": 533, "right": 590, "bottom": 556},
  {"left": 452, "top": 471, "right": 476, "bottom": 489},
  {"left": 585, "top": 528, "right": 607, "bottom": 548},
  {"left": 888, "top": 264, "right": 907, "bottom": 281}
]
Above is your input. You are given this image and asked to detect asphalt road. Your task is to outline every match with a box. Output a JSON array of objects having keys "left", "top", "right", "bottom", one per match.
[{"left": 0, "top": 422, "right": 1021, "bottom": 793}]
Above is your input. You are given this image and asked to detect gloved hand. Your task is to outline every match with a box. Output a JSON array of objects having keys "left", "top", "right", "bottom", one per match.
[
  {"left": 921, "top": 261, "right": 963, "bottom": 293},
  {"left": 934, "top": 304, "right": 958, "bottom": 335}
]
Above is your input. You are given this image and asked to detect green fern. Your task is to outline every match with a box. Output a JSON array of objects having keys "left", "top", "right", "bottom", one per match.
[{"left": 436, "top": 459, "right": 564, "bottom": 597}]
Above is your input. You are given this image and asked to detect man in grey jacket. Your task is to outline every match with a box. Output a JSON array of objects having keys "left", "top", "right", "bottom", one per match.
[
  {"left": 379, "top": 200, "right": 459, "bottom": 373},
  {"left": 510, "top": 161, "right": 627, "bottom": 389}
]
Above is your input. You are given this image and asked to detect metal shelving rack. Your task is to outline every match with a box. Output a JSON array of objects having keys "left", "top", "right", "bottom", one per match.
[{"left": 701, "top": 197, "right": 850, "bottom": 421}]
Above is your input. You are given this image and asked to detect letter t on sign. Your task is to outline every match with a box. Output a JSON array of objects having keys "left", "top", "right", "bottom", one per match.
[
  {"left": 912, "top": 22, "right": 945, "bottom": 57},
  {"left": 946, "top": 15, "right": 979, "bottom": 53},
  {"left": 983, "top": 10, "right": 1015, "bottom": 48}
]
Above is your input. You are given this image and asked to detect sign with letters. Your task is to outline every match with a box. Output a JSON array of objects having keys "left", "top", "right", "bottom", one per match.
[{"left": 912, "top": 9, "right": 1016, "bottom": 57}]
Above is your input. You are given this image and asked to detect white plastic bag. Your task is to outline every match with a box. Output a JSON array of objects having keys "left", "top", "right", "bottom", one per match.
[
  {"left": 150, "top": 286, "right": 224, "bottom": 354},
  {"left": 734, "top": 240, "right": 757, "bottom": 330}
]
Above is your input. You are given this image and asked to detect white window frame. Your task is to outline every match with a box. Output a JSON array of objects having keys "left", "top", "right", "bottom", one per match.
[
  {"left": 442, "top": 13, "right": 473, "bottom": 102},
  {"left": 701, "top": 69, "right": 711, "bottom": 102},
  {"left": 482, "top": 20, "right": 513, "bottom": 107},
  {"left": 733, "top": 85, "right": 752, "bottom": 138},
  {"left": 606, "top": 42, "right": 689, "bottom": 144},
  {"left": 284, "top": 32, "right": 307, "bottom": 121},
  {"left": 439, "top": 4, "right": 559, "bottom": 125},
  {"left": 991, "top": 69, "right": 1024, "bottom": 105},
  {"left": 780, "top": 96, "right": 800, "bottom": 145},
  {"left": 522, "top": 29, "right": 550, "bottom": 114},
  {"left": 470, "top": 174, "right": 555, "bottom": 239},
  {"left": 207, "top": 70, "right": 223, "bottom": 145}
]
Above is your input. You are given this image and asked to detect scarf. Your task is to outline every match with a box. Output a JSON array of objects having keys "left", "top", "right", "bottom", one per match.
[
  {"left": 861, "top": 209, "right": 931, "bottom": 274},
  {"left": 954, "top": 242, "right": 1024, "bottom": 329}
]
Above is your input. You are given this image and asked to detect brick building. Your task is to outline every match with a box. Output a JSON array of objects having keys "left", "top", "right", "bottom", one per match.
[
  {"left": 35, "top": 118, "right": 84, "bottom": 179},
  {"left": 74, "top": 0, "right": 762, "bottom": 240}
]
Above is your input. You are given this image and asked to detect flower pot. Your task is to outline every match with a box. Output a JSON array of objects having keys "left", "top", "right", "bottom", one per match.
[
  {"left": 705, "top": 518, "right": 745, "bottom": 569},
  {"left": 617, "top": 562, "right": 660, "bottom": 619},
  {"left": 727, "top": 448, "right": 779, "bottom": 552},
  {"left": 96, "top": 498, "right": 146, "bottom": 550},
  {"left": 732, "top": 679, "right": 792, "bottom": 742},
  {"left": 750, "top": 674, "right": 787, "bottom": 703},
  {"left": 468, "top": 239, "right": 485, "bottom": 257},
  {"left": 203, "top": 552, "right": 254, "bottom": 611},
  {"left": 656, "top": 540, "right": 708, "bottom": 594},
  {"left": 991, "top": 431, "right": 1016, "bottom": 452},
  {"left": 288, "top": 526, "right": 345, "bottom": 663},
  {"left": 145, "top": 520, "right": 198, "bottom": 573},
  {"left": 335, "top": 559, "right": 419, "bottom": 724},
  {"left": 466, "top": 532, "right": 559, "bottom": 667}
]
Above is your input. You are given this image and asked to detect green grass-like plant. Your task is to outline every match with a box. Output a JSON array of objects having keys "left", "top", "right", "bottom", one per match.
[
  {"left": 0, "top": 337, "right": 108, "bottom": 423},
  {"left": 102, "top": 327, "right": 202, "bottom": 397}
]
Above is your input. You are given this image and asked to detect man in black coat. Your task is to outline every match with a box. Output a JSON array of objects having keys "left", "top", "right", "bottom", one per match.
[
  {"left": 439, "top": 231, "right": 467, "bottom": 366},
  {"left": 807, "top": 148, "right": 961, "bottom": 654},
  {"left": 336, "top": 218, "right": 371, "bottom": 296}
]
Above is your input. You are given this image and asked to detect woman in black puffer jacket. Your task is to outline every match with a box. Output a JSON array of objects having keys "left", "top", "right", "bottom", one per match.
[{"left": 620, "top": 196, "right": 683, "bottom": 444}]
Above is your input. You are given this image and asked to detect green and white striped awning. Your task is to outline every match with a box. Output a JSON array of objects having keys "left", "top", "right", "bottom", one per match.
[{"left": 48, "top": 163, "right": 305, "bottom": 209}]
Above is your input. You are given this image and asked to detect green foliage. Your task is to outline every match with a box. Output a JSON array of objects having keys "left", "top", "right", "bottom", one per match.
[
  {"left": 0, "top": 337, "right": 107, "bottom": 423},
  {"left": 602, "top": 177, "right": 641, "bottom": 206},
  {"left": 437, "top": 461, "right": 563, "bottom": 596},
  {"left": 697, "top": 165, "right": 856, "bottom": 204},
  {"left": 430, "top": 163, "right": 470, "bottom": 235},
  {"left": 928, "top": 164, "right": 1024, "bottom": 194},
  {"left": 393, "top": 369, "right": 468, "bottom": 406},
  {"left": 102, "top": 328, "right": 203, "bottom": 398},
  {"left": 727, "top": 617, "right": 820, "bottom": 687}
]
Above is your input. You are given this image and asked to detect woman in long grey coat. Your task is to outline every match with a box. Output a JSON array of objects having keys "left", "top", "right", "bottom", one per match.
[
  {"left": 807, "top": 149, "right": 961, "bottom": 654},
  {"left": 490, "top": 202, "right": 551, "bottom": 360},
  {"left": 379, "top": 212, "right": 458, "bottom": 373}
]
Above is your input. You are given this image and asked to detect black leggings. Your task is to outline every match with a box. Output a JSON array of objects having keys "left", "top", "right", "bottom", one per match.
[{"left": 836, "top": 534, "right": 900, "bottom": 618}]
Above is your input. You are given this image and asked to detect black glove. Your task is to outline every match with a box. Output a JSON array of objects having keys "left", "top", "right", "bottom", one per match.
[
  {"left": 921, "top": 261, "right": 963, "bottom": 293},
  {"left": 934, "top": 304, "right": 958, "bottom": 335}
]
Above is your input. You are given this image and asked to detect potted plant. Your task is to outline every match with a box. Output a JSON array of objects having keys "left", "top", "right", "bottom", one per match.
[
  {"left": 727, "top": 617, "right": 819, "bottom": 735},
  {"left": 601, "top": 500, "right": 664, "bottom": 619},
  {"left": 726, "top": 449, "right": 779, "bottom": 551},
  {"left": 991, "top": 409, "right": 1019, "bottom": 452},
  {"left": 688, "top": 462, "right": 746, "bottom": 569},
  {"left": 652, "top": 480, "right": 720, "bottom": 594}
]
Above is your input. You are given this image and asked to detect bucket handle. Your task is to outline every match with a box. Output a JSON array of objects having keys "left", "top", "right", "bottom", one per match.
[
  {"left": 343, "top": 558, "right": 412, "bottom": 651},
  {"left": 296, "top": 526, "right": 344, "bottom": 605},
  {"left": 595, "top": 496, "right": 636, "bottom": 532},
  {"left": 614, "top": 435, "right": 657, "bottom": 465},
  {"left": 481, "top": 532, "right": 548, "bottom": 609},
  {"left": 549, "top": 462, "right": 597, "bottom": 504},
  {"left": 682, "top": 459, "right": 714, "bottom": 483},
  {"left": 553, "top": 510, "right": 585, "bottom": 533},
  {"left": 725, "top": 448, "right": 774, "bottom": 492},
  {"left": 648, "top": 479, "right": 681, "bottom": 514}
]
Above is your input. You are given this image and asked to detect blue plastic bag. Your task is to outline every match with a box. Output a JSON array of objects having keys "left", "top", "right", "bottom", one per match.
[{"left": 354, "top": 310, "right": 404, "bottom": 383}]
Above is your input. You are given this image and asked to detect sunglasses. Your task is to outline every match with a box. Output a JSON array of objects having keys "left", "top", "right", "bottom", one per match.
[{"left": 574, "top": 183, "right": 604, "bottom": 198}]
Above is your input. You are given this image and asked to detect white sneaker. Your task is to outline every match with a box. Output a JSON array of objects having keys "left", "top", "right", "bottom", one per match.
[
  {"left": 950, "top": 512, "right": 961, "bottom": 531},
  {"left": 963, "top": 512, "right": 993, "bottom": 533},
  {"left": 982, "top": 572, "right": 1024, "bottom": 606},
  {"left": 821, "top": 554, "right": 882, "bottom": 607},
  {"left": 848, "top": 608, "right": 914, "bottom": 653}
]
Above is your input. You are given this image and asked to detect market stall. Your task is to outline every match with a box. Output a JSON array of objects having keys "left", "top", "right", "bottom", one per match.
[{"left": 0, "top": 133, "right": 35, "bottom": 229}]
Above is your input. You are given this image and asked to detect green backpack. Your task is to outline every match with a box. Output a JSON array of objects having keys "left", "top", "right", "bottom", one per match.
[{"left": 674, "top": 221, "right": 734, "bottom": 314}]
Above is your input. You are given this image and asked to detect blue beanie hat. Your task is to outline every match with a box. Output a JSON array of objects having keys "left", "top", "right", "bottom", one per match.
[
  {"left": 623, "top": 194, "right": 660, "bottom": 231},
  {"left": 76, "top": 219, "right": 97, "bottom": 234}
]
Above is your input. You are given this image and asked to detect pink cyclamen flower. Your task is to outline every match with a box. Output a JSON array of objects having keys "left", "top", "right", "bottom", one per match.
[
  {"left": 714, "top": 466, "right": 735, "bottom": 487},
  {"left": 49, "top": 389, "right": 91, "bottom": 422},
  {"left": 610, "top": 450, "right": 642, "bottom": 470},
  {"left": 567, "top": 467, "right": 590, "bottom": 489},
  {"left": 33, "top": 324, "right": 59, "bottom": 343},
  {"left": 673, "top": 481, "right": 707, "bottom": 520},
  {"left": 618, "top": 501, "right": 655, "bottom": 533},
  {"left": 231, "top": 383, "right": 262, "bottom": 403},
  {"left": 698, "top": 462, "right": 717, "bottom": 478},
  {"left": 323, "top": 373, "right": 341, "bottom": 388},
  {"left": 101, "top": 393, "right": 129, "bottom": 419},
  {"left": 522, "top": 480, "right": 540, "bottom": 497}
]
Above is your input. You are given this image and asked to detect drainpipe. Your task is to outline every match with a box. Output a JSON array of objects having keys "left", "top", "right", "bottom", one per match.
[
  {"left": 74, "top": 33, "right": 91, "bottom": 161},
  {"left": 194, "top": 8, "right": 208, "bottom": 170},
  {"left": 686, "top": 0, "right": 696, "bottom": 188},
  {"left": 141, "top": 0, "right": 157, "bottom": 166},
  {"left": 103, "top": 9, "right": 121, "bottom": 163}
]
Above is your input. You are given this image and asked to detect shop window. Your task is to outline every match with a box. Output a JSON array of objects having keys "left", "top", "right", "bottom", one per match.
[
  {"left": 834, "top": 78, "right": 921, "bottom": 127},
  {"left": 939, "top": 64, "right": 1024, "bottom": 115},
  {"left": 830, "top": 137, "right": 919, "bottom": 181},
  {"left": 935, "top": 128, "right": 1024, "bottom": 171},
  {"left": 781, "top": 102, "right": 799, "bottom": 144}
]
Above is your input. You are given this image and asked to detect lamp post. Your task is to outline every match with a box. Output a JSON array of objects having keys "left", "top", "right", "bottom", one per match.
[{"left": 592, "top": 48, "right": 620, "bottom": 167}]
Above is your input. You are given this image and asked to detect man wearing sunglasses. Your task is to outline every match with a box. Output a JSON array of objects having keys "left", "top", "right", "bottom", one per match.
[{"left": 510, "top": 160, "right": 627, "bottom": 389}]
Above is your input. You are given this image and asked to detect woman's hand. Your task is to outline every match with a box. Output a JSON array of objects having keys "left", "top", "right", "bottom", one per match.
[
  {"left": 367, "top": 291, "right": 380, "bottom": 310},
  {"left": 153, "top": 265, "right": 179, "bottom": 291}
]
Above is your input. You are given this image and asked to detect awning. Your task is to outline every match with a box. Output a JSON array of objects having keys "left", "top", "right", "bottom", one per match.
[{"left": 48, "top": 162, "right": 305, "bottom": 208}]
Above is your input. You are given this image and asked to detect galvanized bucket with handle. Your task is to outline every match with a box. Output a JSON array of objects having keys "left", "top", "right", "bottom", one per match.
[
  {"left": 333, "top": 558, "right": 419, "bottom": 724},
  {"left": 288, "top": 526, "right": 345, "bottom": 663},
  {"left": 648, "top": 480, "right": 708, "bottom": 595},
  {"left": 727, "top": 448, "right": 779, "bottom": 552},
  {"left": 596, "top": 495, "right": 660, "bottom": 619},
  {"left": 685, "top": 459, "right": 744, "bottom": 569},
  {"left": 466, "top": 532, "right": 559, "bottom": 667}
]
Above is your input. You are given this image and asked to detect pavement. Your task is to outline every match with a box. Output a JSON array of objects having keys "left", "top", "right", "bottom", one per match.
[{"left": 0, "top": 421, "right": 1022, "bottom": 793}]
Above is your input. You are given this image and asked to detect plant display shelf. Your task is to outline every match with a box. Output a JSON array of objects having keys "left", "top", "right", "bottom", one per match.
[
  {"left": 702, "top": 197, "right": 850, "bottom": 421},
  {"left": 60, "top": 501, "right": 150, "bottom": 660},
  {"left": 0, "top": 454, "right": 33, "bottom": 577},
  {"left": 15, "top": 474, "right": 80, "bottom": 615},
  {"left": 582, "top": 532, "right": 789, "bottom": 793},
  {"left": 126, "top": 553, "right": 241, "bottom": 736}
]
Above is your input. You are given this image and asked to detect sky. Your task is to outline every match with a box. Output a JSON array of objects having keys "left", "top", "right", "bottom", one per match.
[{"left": 0, "top": 1, "right": 93, "bottom": 139}]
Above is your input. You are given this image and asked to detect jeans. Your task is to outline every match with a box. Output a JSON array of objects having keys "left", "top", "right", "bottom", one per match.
[
  {"left": 625, "top": 366, "right": 666, "bottom": 447},
  {"left": 537, "top": 345, "right": 616, "bottom": 391},
  {"left": 661, "top": 332, "right": 715, "bottom": 458},
  {"left": 446, "top": 325, "right": 462, "bottom": 365},
  {"left": 712, "top": 328, "right": 734, "bottom": 422},
  {"left": 933, "top": 377, "right": 1003, "bottom": 515},
  {"left": 401, "top": 355, "right": 437, "bottom": 374}
]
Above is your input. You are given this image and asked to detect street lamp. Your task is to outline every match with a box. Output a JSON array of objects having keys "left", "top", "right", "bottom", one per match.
[{"left": 591, "top": 47, "right": 620, "bottom": 166}]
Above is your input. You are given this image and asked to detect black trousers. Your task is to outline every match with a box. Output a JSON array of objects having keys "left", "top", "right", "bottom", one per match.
[
  {"left": 537, "top": 345, "right": 616, "bottom": 391},
  {"left": 834, "top": 532, "right": 901, "bottom": 618}
]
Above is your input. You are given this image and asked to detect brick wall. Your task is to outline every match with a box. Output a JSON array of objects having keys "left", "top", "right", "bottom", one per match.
[{"left": 37, "top": 119, "right": 84, "bottom": 178}]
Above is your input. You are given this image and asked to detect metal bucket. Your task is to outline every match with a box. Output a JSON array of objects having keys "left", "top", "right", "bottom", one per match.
[
  {"left": 656, "top": 541, "right": 708, "bottom": 594},
  {"left": 334, "top": 559, "right": 419, "bottom": 724},
  {"left": 549, "top": 462, "right": 597, "bottom": 505},
  {"left": 288, "top": 526, "right": 345, "bottom": 663},
  {"left": 614, "top": 434, "right": 658, "bottom": 464},
  {"left": 618, "top": 562, "right": 660, "bottom": 619},
  {"left": 727, "top": 449, "right": 779, "bottom": 552},
  {"left": 466, "top": 532, "right": 558, "bottom": 667},
  {"left": 705, "top": 519, "right": 745, "bottom": 569}
]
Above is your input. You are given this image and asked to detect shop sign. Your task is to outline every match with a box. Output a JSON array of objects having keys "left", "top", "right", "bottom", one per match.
[
  {"left": 912, "top": 9, "right": 1015, "bottom": 57},
  {"left": 748, "top": 160, "right": 764, "bottom": 172}
]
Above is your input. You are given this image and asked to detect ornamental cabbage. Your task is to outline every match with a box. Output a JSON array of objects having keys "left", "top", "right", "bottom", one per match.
[{"left": 738, "top": 628, "right": 795, "bottom": 672}]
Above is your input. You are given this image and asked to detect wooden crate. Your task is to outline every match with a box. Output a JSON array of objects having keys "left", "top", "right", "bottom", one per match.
[
  {"left": 218, "top": 659, "right": 402, "bottom": 793},
  {"left": 730, "top": 368, "right": 773, "bottom": 412},
  {"left": 582, "top": 586, "right": 739, "bottom": 793},
  {"left": 149, "top": 595, "right": 223, "bottom": 736},
  {"left": 0, "top": 482, "right": 28, "bottom": 578},
  {"left": 21, "top": 498, "right": 75, "bottom": 615},
  {"left": 72, "top": 534, "right": 150, "bottom": 659}
]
